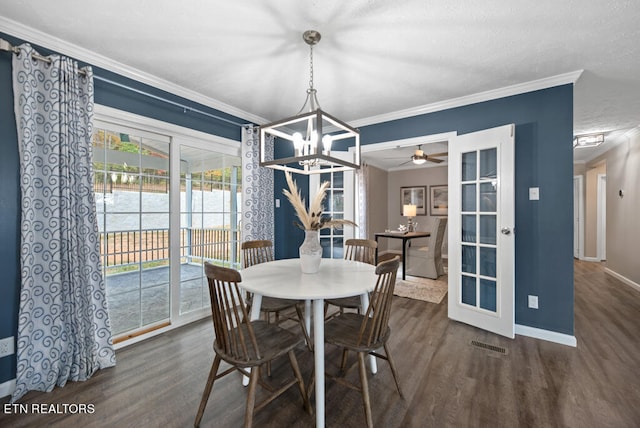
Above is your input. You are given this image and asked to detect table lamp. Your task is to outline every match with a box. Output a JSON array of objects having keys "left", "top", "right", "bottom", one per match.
[{"left": 403, "top": 204, "right": 417, "bottom": 232}]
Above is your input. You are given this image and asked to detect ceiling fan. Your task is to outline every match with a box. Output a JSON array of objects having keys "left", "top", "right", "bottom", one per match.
[{"left": 401, "top": 145, "right": 448, "bottom": 165}]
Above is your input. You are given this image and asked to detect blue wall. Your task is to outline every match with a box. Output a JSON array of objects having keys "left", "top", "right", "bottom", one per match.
[
  {"left": 0, "top": 32, "right": 248, "bottom": 385},
  {"left": 275, "top": 85, "right": 575, "bottom": 336}
]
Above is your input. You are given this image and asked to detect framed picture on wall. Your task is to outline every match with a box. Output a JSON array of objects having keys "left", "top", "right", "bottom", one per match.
[
  {"left": 400, "top": 186, "right": 427, "bottom": 215},
  {"left": 430, "top": 185, "right": 448, "bottom": 216}
]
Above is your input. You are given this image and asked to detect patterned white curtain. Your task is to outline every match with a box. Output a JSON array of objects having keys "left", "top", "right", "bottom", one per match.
[
  {"left": 356, "top": 162, "right": 370, "bottom": 239},
  {"left": 241, "top": 125, "right": 274, "bottom": 243},
  {"left": 12, "top": 44, "right": 115, "bottom": 402}
]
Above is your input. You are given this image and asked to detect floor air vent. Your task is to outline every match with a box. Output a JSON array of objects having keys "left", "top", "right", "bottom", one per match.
[{"left": 470, "top": 340, "right": 508, "bottom": 355}]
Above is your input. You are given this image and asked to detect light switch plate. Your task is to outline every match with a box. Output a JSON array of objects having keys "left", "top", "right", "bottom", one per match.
[
  {"left": 275, "top": 198, "right": 280, "bottom": 208},
  {"left": 529, "top": 187, "right": 539, "bottom": 200},
  {"left": 528, "top": 295, "right": 539, "bottom": 309}
]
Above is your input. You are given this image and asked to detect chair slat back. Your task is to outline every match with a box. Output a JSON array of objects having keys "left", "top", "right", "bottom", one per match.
[
  {"left": 204, "top": 263, "right": 261, "bottom": 362},
  {"left": 358, "top": 256, "right": 400, "bottom": 347},
  {"left": 344, "top": 239, "right": 377, "bottom": 265},
  {"left": 241, "top": 240, "right": 274, "bottom": 268}
]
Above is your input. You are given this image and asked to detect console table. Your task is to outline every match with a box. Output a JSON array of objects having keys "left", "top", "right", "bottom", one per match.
[{"left": 375, "top": 231, "right": 430, "bottom": 280}]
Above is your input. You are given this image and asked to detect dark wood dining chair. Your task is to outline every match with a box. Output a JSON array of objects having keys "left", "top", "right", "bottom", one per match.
[
  {"left": 325, "top": 238, "right": 378, "bottom": 319},
  {"left": 241, "top": 240, "right": 311, "bottom": 357},
  {"left": 324, "top": 256, "right": 403, "bottom": 428},
  {"left": 194, "top": 263, "right": 311, "bottom": 428}
]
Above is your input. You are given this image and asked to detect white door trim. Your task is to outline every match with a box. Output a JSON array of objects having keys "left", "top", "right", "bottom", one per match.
[
  {"left": 573, "top": 175, "right": 585, "bottom": 260},
  {"left": 597, "top": 174, "right": 606, "bottom": 261},
  {"left": 359, "top": 132, "right": 458, "bottom": 154}
]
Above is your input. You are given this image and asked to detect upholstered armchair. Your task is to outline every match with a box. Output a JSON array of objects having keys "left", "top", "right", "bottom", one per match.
[{"left": 406, "top": 217, "right": 447, "bottom": 279}]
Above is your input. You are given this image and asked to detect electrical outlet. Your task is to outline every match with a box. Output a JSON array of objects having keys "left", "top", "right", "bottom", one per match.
[
  {"left": 0, "top": 336, "right": 15, "bottom": 358},
  {"left": 528, "top": 295, "right": 539, "bottom": 309}
]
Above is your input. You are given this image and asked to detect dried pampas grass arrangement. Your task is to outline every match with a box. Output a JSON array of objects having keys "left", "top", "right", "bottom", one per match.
[{"left": 282, "top": 171, "right": 357, "bottom": 231}]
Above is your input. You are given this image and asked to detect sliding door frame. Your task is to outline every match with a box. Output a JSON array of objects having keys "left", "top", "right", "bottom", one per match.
[{"left": 95, "top": 105, "right": 241, "bottom": 348}]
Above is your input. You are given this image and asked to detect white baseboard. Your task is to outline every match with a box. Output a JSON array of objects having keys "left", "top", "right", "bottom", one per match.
[
  {"left": 515, "top": 324, "right": 577, "bottom": 347},
  {"left": 0, "top": 378, "right": 16, "bottom": 399},
  {"left": 581, "top": 256, "right": 602, "bottom": 262},
  {"left": 604, "top": 268, "right": 640, "bottom": 292}
]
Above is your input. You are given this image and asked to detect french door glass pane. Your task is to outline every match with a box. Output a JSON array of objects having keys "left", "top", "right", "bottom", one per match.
[
  {"left": 322, "top": 237, "right": 344, "bottom": 258},
  {"left": 462, "top": 245, "right": 476, "bottom": 274},
  {"left": 462, "top": 151, "right": 477, "bottom": 181},
  {"left": 480, "top": 279, "right": 497, "bottom": 311},
  {"left": 462, "top": 184, "right": 476, "bottom": 212},
  {"left": 461, "top": 276, "right": 477, "bottom": 306},
  {"left": 480, "top": 182, "right": 496, "bottom": 212},
  {"left": 480, "top": 148, "right": 497, "bottom": 179},
  {"left": 331, "top": 172, "right": 344, "bottom": 188},
  {"left": 462, "top": 215, "right": 476, "bottom": 243},
  {"left": 480, "top": 215, "right": 497, "bottom": 245},
  {"left": 480, "top": 247, "right": 496, "bottom": 277},
  {"left": 331, "top": 190, "right": 344, "bottom": 212}
]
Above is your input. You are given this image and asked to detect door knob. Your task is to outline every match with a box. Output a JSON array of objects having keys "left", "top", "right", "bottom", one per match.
[{"left": 501, "top": 227, "right": 511, "bottom": 235}]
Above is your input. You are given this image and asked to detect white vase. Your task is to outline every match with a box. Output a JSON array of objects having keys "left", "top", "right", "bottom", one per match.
[{"left": 299, "top": 230, "right": 322, "bottom": 274}]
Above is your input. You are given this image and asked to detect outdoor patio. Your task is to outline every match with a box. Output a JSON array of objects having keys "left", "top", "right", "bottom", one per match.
[{"left": 105, "top": 263, "right": 208, "bottom": 335}]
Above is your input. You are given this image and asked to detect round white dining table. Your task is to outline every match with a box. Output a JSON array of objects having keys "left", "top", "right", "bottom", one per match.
[{"left": 241, "top": 258, "right": 379, "bottom": 428}]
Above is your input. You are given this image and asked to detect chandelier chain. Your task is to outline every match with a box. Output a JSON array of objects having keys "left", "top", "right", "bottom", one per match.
[{"left": 309, "top": 44, "right": 314, "bottom": 90}]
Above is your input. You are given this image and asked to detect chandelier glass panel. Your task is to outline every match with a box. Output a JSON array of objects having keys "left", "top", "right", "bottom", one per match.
[{"left": 259, "top": 30, "right": 360, "bottom": 175}]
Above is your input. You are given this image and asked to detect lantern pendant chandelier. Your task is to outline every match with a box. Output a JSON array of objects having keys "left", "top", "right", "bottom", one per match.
[{"left": 259, "top": 30, "right": 361, "bottom": 175}]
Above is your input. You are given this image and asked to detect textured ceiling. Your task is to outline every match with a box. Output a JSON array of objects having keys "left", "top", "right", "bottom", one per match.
[{"left": 2, "top": 0, "right": 639, "bottom": 165}]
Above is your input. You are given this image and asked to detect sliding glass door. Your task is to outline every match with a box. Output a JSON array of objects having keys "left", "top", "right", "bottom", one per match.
[{"left": 93, "top": 117, "right": 241, "bottom": 339}]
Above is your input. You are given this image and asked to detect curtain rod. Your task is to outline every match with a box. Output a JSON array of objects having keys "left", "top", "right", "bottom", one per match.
[
  {"left": 1, "top": 37, "right": 88, "bottom": 77},
  {"left": 0, "top": 37, "right": 247, "bottom": 128}
]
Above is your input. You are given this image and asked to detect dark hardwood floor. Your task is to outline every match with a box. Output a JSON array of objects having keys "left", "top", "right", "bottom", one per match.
[{"left": 1, "top": 260, "right": 639, "bottom": 427}]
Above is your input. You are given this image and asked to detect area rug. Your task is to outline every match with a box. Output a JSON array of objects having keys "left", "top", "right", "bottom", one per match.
[{"left": 394, "top": 274, "right": 448, "bottom": 304}]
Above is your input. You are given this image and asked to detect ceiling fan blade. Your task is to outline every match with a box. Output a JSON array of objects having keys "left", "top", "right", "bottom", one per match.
[
  {"left": 428, "top": 152, "right": 449, "bottom": 157},
  {"left": 398, "top": 160, "right": 412, "bottom": 166},
  {"left": 427, "top": 157, "right": 445, "bottom": 163}
]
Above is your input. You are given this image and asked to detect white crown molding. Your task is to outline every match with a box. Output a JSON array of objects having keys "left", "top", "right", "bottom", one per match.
[
  {"left": 0, "top": 17, "right": 267, "bottom": 126},
  {"left": 352, "top": 70, "right": 584, "bottom": 128}
]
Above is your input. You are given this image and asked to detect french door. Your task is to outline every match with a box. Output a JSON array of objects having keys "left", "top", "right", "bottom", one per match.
[
  {"left": 448, "top": 124, "right": 515, "bottom": 338},
  {"left": 309, "top": 160, "right": 356, "bottom": 258}
]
